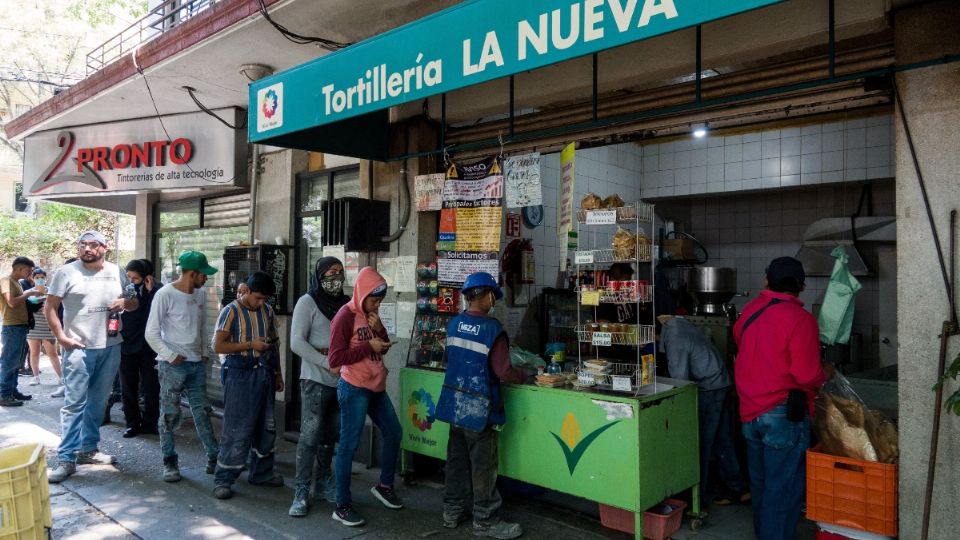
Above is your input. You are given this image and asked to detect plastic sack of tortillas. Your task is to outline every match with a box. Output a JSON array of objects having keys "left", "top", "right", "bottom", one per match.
[
  {"left": 814, "top": 370, "right": 898, "bottom": 463},
  {"left": 509, "top": 345, "right": 545, "bottom": 370}
]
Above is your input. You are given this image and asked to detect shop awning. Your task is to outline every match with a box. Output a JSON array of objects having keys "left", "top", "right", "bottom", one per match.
[{"left": 248, "top": 0, "right": 783, "bottom": 159}]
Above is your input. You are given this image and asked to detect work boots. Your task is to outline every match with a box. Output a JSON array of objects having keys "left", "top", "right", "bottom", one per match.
[
  {"left": 288, "top": 485, "right": 311, "bottom": 517},
  {"left": 162, "top": 456, "right": 181, "bottom": 483}
]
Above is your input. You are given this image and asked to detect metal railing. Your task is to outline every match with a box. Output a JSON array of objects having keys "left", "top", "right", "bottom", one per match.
[{"left": 86, "top": 0, "right": 220, "bottom": 75}]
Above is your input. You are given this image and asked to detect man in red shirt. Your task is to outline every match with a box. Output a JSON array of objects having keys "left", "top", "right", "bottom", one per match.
[{"left": 733, "top": 257, "right": 829, "bottom": 540}]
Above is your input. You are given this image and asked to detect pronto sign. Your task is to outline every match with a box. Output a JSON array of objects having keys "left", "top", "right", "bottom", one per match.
[
  {"left": 24, "top": 109, "right": 246, "bottom": 197},
  {"left": 249, "top": 0, "right": 782, "bottom": 142}
]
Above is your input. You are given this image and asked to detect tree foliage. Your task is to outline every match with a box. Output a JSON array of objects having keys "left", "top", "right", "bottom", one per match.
[{"left": 0, "top": 201, "right": 131, "bottom": 269}]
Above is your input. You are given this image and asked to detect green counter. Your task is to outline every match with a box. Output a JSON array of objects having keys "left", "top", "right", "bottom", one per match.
[{"left": 399, "top": 367, "right": 701, "bottom": 537}]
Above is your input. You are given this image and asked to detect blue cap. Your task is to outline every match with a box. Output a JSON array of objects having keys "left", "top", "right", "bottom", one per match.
[{"left": 461, "top": 272, "right": 503, "bottom": 299}]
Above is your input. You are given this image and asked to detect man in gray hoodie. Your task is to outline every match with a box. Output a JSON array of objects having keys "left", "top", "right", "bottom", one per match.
[{"left": 288, "top": 257, "right": 349, "bottom": 517}]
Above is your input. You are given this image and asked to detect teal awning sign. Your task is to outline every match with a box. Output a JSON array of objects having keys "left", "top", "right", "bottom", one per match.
[{"left": 249, "top": 0, "right": 782, "bottom": 144}]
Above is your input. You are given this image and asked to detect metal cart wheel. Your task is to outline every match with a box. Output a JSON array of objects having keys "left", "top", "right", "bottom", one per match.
[{"left": 689, "top": 518, "right": 703, "bottom": 531}]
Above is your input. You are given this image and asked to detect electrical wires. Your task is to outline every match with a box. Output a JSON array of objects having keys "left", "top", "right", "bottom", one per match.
[
  {"left": 256, "top": 0, "right": 350, "bottom": 50},
  {"left": 183, "top": 85, "right": 246, "bottom": 130}
]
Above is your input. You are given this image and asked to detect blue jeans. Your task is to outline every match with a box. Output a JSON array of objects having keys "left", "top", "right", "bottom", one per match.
[
  {"left": 158, "top": 361, "right": 219, "bottom": 460},
  {"left": 58, "top": 345, "right": 121, "bottom": 463},
  {"left": 742, "top": 403, "right": 810, "bottom": 540},
  {"left": 214, "top": 364, "right": 277, "bottom": 486},
  {"left": 0, "top": 325, "right": 29, "bottom": 398},
  {"left": 698, "top": 388, "right": 747, "bottom": 500},
  {"left": 335, "top": 378, "right": 402, "bottom": 506}
]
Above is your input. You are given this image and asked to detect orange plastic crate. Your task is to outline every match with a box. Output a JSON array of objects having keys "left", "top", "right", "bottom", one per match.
[{"left": 806, "top": 447, "right": 897, "bottom": 536}]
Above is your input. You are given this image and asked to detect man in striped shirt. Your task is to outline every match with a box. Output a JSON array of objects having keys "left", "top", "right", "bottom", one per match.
[{"left": 211, "top": 271, "right": 284, "bottom": 500}]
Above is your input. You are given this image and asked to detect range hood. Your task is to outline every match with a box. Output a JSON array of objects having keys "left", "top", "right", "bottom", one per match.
[{"left": 794, "top": 216, "right": 896, "bottom": 276}]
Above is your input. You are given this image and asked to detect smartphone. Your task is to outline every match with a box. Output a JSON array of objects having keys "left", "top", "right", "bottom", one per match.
[{"left": 266, "top": 336, "right": 280, "bottom": 345}]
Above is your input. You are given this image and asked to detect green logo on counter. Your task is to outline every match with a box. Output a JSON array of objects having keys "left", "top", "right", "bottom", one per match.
[{"left": 550, "top": 412, "right": 620, "bottom": 475}]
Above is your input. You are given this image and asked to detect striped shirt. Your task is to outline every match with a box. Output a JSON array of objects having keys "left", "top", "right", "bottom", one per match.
[{"left": 216, "top": 300, "right": 277, "bottom": 365}]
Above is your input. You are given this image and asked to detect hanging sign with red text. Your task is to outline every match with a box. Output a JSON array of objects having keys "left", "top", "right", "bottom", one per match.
[{"left": 23, "top": 109, "right": 247, "bottom": 197}]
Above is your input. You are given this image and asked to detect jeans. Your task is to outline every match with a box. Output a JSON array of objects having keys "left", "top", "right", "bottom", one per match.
[
  {"left": 120, "top": 348, "right": 160, "bottom": 429},
  {"left": 158, "top": 361, "right": 219, "bottom": 460},
  {"left": 214, "top": 364, "right": 277, "bottom": 486},
  {"left": 698, "top": 388, "right": 747, "bottom": 500},
  {"left": 58, "top": 345, "right": 121, "bottom": 463},
  {"left": 295, "top": 380, "right": 340, "bottom": 491},
  {"left": 335, "top": 378, "right": 402, "bottom": 506},
  {"left": 0, "top": 325, "right": 29, "bottom": 398},
  {"left": 743, "top": 403, "right": 810, "bottom": 540},
  {"left": 444, "top": 426, "right": 502, "bottom": 525}
]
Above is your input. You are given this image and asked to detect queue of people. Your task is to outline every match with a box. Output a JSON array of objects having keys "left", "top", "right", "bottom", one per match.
[{"left": 3, "top": 230, "right": 833, "bottom": 537}]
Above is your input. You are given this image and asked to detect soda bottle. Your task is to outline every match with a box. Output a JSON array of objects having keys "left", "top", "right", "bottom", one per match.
[{"left": 107, "top": 311, "right": 120, "bottom": 337}]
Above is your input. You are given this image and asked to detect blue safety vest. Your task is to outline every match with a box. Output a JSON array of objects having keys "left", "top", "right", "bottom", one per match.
[{"left": 435, "top": 313, "right": 506, "bottom": 431}]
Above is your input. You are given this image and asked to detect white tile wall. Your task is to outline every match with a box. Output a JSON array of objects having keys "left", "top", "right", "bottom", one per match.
[{"left": 640, "top": 115, "right": 894, "bottom": 197}]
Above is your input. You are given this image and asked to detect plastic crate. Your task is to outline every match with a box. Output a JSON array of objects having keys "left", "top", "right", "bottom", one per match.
[
  {"left": 806, "top": 446, "right": 897, "bottom": 536},
  {"left": 0, "top": 444, "right": 52, "bottom": 540},
  {"left": 599, "top": 499, "right": 687, "bottom": 539}
]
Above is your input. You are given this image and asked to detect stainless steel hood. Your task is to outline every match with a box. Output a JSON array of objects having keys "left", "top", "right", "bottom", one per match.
[{"left": 794, "top": 217, "right": 896, "bottom": 276}]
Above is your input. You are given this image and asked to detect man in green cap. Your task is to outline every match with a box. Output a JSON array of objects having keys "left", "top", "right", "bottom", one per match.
[{"left": 144, "top": 251, "right": 220, "bottom": 483}]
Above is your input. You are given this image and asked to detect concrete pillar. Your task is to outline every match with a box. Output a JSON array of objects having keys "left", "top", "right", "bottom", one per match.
[
  {"left": 893, "top": 2, "right": 960, "bottom": 538},
  {"left": 134, "top": 192, "right": 156, "bottom": 259}
]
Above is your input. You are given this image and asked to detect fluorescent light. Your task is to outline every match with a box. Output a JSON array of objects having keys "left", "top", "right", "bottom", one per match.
[{"left": 691, "top": 123, "right": 708, "bottom": 138}]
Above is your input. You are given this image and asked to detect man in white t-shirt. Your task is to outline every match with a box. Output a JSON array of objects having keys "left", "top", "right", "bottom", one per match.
[
  {"left": 45, "top": 231, "right": 139, "bottom": 483},
  {"left": 145, "top": 250, "right": 220, "bottom": 483}
]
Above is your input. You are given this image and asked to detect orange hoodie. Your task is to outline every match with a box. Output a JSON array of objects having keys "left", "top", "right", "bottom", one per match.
[{"left": 328, "top": 267, "right": 390, "bottom": 392}]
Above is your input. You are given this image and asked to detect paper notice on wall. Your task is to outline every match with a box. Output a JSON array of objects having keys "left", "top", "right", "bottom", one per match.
[
  {"left": 394, "top": 256, "right": 417, "bottom": 293},
  {"left": 455, "top": 207, "right": 502, "bottom": 251},
  {"left": 379, "top": 302, "right": 397, "bottom": 336},
  {"left": 504, "top": 152, "right": 542, "bottom": 208},
  {"left": 558, "top": 143, "right": 575, "bottom": 235},
  {"left": 344, "top": 252, "right": 362, "bottom": 286},
  {"left": 506, "top": 308, "right": 524, "bottom": 340},
  {"left": 415, "top": 173, "right": 445, "bottom": 211},
  {"left": 443, "top": 156, "right": 503, "bottom": 208},
  {"left": 437, "top": 208, "right": 457, "bottom": 251},
  {"left": 437, "top": 251, "right": 499, "bottom": 286},
  {"left": 396, "top": 301, "right": 416, "bottom": 338},
  {"left": 323, "top": 245, "right": 345, "bottom": 262},
  {"left": 378, "top": 257, "right": 398, "bottom": 288}
]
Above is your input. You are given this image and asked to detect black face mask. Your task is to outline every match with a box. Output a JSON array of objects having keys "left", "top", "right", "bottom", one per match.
[{"left": 320, "top": 274, "right": 345, "bottom": 295}]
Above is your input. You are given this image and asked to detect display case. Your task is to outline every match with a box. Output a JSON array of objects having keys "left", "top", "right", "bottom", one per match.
[{"left": 539, "top": 287, "right": 579, "bottom": 357}]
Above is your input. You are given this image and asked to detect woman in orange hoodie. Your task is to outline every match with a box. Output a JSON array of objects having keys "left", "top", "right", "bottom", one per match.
[{"left": 328, "top": 267, "right": 402, "bottom": 526}]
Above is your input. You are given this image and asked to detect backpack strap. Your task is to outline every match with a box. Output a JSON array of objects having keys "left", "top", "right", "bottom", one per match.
[{"left": 737, "top": 298, "right": 782, "bottom": 342}]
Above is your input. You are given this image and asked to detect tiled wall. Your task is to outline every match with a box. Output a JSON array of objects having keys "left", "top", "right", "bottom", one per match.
[
  {"left": 640, "top": 114, "right": 894, "bottom": 197},
  {"left": 657, "top": 181, "right": 896, "bottom": 369}
]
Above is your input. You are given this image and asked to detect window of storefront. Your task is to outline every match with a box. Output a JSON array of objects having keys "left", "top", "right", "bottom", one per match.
[
  {"left": 288, "top": 166, "right": 360, "bottom": 430},
  {"left": 153, "top": 193, "right": 250, "bottom": 405}
]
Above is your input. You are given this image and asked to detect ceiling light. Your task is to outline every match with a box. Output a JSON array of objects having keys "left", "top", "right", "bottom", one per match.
[{"left": 691, "top": 123, "right": 708, "bottom": 138}]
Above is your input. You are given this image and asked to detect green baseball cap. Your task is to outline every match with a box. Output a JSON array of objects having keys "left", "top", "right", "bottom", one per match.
[{"left": 179, "top": 251, "right": 218, "bottom": 275}]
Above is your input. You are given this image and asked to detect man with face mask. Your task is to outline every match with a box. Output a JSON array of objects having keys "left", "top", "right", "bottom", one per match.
[
  {"left": 44, "top": 231, "right": 139, "bottom": 483},
  {"left": 144, "top": 251, "right": 220, "bottom": 483}
]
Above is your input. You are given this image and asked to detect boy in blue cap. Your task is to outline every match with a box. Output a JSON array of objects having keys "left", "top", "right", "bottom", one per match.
[{"left": 435, "top": 272, "right": 525, "bottom": 539}]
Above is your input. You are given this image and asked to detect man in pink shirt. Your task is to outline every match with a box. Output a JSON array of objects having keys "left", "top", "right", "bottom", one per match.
[{"left": 733, "top": 257, "right": 829, "bottom": 540}]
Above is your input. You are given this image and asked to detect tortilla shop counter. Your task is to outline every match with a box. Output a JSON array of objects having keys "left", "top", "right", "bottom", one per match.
[{"left": 399, "top": 367, "right": 702, "bottom": 537}]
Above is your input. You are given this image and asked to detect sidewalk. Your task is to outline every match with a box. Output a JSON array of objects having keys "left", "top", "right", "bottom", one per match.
[{"left": 0, "top": 355, "right": 815, "bottom": 539}]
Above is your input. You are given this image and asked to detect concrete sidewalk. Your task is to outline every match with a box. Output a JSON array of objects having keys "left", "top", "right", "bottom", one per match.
[{"left": 0, "top": 357, "right": 814, "bottom": 540}]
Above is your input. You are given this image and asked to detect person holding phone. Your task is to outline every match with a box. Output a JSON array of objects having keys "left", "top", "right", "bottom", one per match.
[
  {"left": 211, "top": 271, "right": 284, "bottom": 500},
  {"left": 328, "top": 266, "right": 401, "bottom": 527},
  {"left": 144, "top": 251, "right": 220, "bottom": 483}
]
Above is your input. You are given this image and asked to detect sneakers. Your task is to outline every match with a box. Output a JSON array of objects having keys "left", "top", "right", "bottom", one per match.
[
  {"left": 288, "top": 486, "right": 311, "bottom": 517},
  {"left": 370, "top": 484, "right": 403, "bottom": 509},
  {"left": 213, "top": 485, "right": 233, "bottom": 500},
  {"left": 29, "top": 376, "right": 40, "bottom": 386},
  {"left": 332, "top": 504, "right": 365, "bottom": 527},
  {"left": 249, "top": 475, "right": 284, "bottom": 487},
  {"left": 0, "top": 397, "right": 23, "bottom": 407},
  {"left": 315, "top": 474, "right": 336, "bottom": 503},
  {"left": 50, "top": 386, "right": 65, "bottom": 398},
  {"left": 473, "top": 519, "right": 523, "bottom": 539},
  {"left": 76, "top": 450, "right": 115, "bottom": 465},
  {"left": 48, "top": 462, "right": 77, "bottom": 484},
  {"left": 442, "top": 512, "right": 469, "bottom": 529},
  {"left": 162, "top": 457, "right": 181, "bottom": 483},
  {"left": 206, "top": 458, "right": 217, "bottom": 475},
  {"left": 13, "top": 391, "right": 32, "bottom": 401}
]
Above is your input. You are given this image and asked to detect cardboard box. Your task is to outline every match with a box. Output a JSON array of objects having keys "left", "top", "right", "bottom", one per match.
[{"left": 662, "top": 239, "right": 696, "bottom": 260}]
